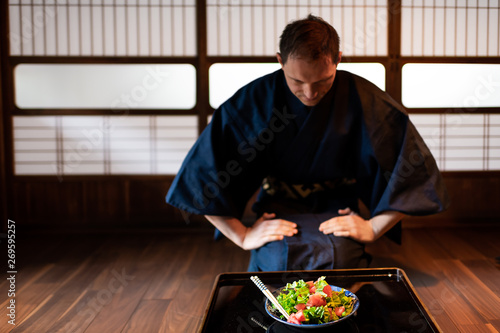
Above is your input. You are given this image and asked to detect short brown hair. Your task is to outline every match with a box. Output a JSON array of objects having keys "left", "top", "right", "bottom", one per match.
[{"left": 279, "top": 14, "right": 340, "bottom": 65}]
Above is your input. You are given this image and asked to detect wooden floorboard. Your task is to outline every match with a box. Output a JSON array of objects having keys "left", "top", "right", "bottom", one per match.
[
  {"left": 122, "top": 299, "right": 171, "bottom": 333},
  {"left": 1, "top": 225, "right": 499, "bottom": 333}
]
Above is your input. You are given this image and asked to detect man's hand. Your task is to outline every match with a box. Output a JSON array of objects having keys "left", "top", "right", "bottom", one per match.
[
  {"left": 319, "top": 208, "right": 375, "bottom": 243},
  {"left": 205, "top": 213, "right": 297, "bottom": 251},
  {"left": 318, "top": 208, "right": 405, "bottom": 243},
  {"left": 242, "top": 213, "right": 298, "bottom": 250}
]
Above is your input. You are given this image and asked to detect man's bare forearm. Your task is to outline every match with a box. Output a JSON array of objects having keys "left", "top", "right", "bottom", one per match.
[
  {"left": 206, "top": 213, "right": 298, "bottom": 250},
  {"left": 370, "top": 211, "right": 406, "bottom": 241},
  {"left": 205, "top": 215, "right": 247, "bottom": 248}
]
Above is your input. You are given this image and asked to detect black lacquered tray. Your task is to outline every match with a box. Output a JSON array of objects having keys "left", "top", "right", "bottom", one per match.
[{"left": 198, "top": 268, "right": 442, "bottom": 333}]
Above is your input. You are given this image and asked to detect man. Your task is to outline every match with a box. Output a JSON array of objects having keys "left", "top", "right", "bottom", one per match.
[{"left": 166, "top": 15, "right": 449, "bottom": 271}]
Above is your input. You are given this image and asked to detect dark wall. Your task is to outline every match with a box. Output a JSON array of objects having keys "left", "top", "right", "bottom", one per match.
[
  {"left": 11, "top": 176, "right": 207, "bottom": 231},
  {"left": 9, "top": 172, "right": 500, "bottom": 232}
]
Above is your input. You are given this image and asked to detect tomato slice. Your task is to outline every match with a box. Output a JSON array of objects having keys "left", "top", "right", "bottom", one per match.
[
  {"left": 295, "top": 310, "right": 306, "bottom": 322},
  {"left": 295, "top": 303, "right": 306, "bottom": 311},
  {"left": 335, "top": 306, "right": 345, "bottom": 317},
  {"left": 323, "top": 284, "right": 332, "bottom": 298}
]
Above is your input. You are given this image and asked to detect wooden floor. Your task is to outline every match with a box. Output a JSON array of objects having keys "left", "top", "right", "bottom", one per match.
[{"left": 1, "top": 225, "right": 499, "bottom": 333}]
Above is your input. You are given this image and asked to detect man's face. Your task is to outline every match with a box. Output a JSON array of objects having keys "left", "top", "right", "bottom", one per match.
[{"left": 277, "top": 53, "right": 341, "bottom": 107}]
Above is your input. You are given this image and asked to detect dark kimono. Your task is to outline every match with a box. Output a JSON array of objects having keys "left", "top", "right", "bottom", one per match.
[{"left": 166, "top": 69, "right": 449, "bottom": 271}]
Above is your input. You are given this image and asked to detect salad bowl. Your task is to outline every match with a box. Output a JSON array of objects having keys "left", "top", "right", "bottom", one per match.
[{"left": 265, "top": 284, "right": 359, "bottom": 329}]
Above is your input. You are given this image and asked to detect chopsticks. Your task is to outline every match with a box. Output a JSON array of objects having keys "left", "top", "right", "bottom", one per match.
[{"left": 250, "top": 276, "right": 290, "bottom": 320}]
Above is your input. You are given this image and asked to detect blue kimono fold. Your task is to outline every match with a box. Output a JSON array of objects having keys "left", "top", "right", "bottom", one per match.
[{"left": 166, "top": 69, "right": 450, "bottom": 271}]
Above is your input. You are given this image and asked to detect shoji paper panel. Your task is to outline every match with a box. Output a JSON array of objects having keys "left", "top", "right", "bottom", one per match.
[
  {"left": 206, "top": 0, "right": 388, "bottom": 56},
  {"left": 13, "top": 115, "right": 197, "bottom": 176},
  {"left": 410, "top": 114, "right": 500, "bottom": 171},
  {"left": 401, "top": 0, "right": 500, "bottom": 57},
  {"left": 8, "top": 0, "right": 197, "bottom": 56}
]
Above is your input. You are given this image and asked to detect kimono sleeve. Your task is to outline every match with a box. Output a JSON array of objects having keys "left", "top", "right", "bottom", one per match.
[
  {"left": 355, "top": 82, "right": 450, "bottom": 217},
  {"left": 165, "top": 106, "right": 268, "bottom": 219}
]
